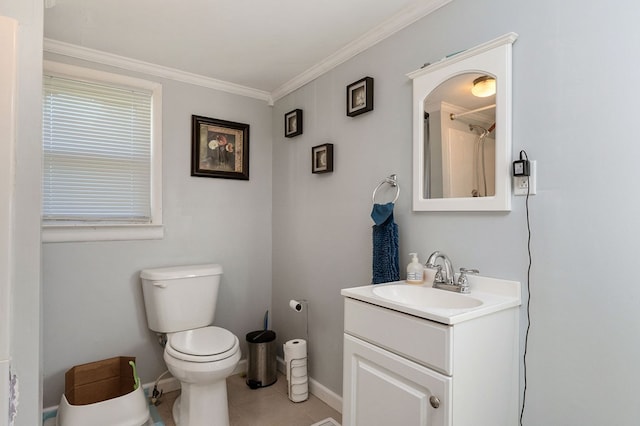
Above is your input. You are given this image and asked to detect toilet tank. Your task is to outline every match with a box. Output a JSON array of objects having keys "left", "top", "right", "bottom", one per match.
[{"left": 140, "top": 264, "right": 223, "bottom": 333}]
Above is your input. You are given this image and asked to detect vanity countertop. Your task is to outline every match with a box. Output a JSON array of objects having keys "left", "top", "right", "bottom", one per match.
[{"left": 341, "top": 275, "right": 521, "bottom": 325}]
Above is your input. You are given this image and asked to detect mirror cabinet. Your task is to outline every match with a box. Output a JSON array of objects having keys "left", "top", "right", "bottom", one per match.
[{"left": 408, "top": 33, "right": 518, "bottom": 211}]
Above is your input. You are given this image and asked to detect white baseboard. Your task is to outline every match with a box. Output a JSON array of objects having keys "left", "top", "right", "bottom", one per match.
[
  {"left": 277, "top": 355, "right": 286, "bottom": 374},
  {"left": 234, "top": 358, "right": 248, "bottom": 376},
  {"left": 148, "top": 375, "right": 180, "bottom": 394},
  {"left": 276, "top": 356, "right": 342, "bottom": 413},
  {"left": 309, "top": 376, "right": 343, "bottom": 414}
]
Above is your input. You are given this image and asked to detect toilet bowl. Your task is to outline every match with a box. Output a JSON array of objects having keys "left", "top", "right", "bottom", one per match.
[
  {"left": 164, "top": 326, "right": 241, "bottom": 425},
  {"left": 140, "top": 264, "right": 240, "bottom": 426}
]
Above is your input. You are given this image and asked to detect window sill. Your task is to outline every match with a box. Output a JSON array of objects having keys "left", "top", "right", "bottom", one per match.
[{"left": 42, "top": 223, "right": 164, "bottom": 243}]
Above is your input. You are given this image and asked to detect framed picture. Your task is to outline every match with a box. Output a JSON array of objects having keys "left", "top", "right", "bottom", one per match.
[
  {"left": 191, "top": 115, "right": 250, "bottom": 180},
  {"left": 346, "top": 76, "right": 374, "bottom": 117},
  {"left": 284, "top": 109, "right": 303, "bottom": 138},
  {"left": 312, "top": 143, "right": 333, "bottom": 174}
]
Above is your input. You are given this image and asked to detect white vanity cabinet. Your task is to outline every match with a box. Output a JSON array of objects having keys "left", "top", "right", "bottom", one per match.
[{"left": 342, "top": 281, "right": 520, "bottom": 426}]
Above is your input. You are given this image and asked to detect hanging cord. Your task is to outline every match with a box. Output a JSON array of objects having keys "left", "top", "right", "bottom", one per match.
[{"left": 519, "top": 149, "right": 532, "bottom": 425}]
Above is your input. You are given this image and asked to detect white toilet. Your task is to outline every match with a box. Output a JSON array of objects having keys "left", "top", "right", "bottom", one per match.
[{"left": 140, "top": 264, "right": 241, "bottom": 426}]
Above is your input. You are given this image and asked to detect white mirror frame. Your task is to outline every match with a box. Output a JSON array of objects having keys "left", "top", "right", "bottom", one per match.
[{"left": 408, "top": 33, "right": 518, "bottom": 211}]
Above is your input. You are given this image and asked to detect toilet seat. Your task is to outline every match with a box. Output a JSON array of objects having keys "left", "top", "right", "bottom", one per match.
[{"left": 166, "top": 326, "right": 239, "bottom": 363}]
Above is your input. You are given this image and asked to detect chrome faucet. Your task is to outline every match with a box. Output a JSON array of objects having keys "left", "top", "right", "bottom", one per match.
[
  {"left": 425, "top": 251, "right": 455, "bottom": 285},
  {"left": 425, "top": 251, "right": 478, "bottom": 294}
]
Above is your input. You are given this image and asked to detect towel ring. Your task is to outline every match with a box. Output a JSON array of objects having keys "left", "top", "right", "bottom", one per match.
[{"left": 372, "top": 174, "right": 400, "bottom": 204}]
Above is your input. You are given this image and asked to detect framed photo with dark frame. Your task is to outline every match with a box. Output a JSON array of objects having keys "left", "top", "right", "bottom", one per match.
[
  {"left": 346, "top": 76, "right": 374, "bottom": 117},
  {"left": 191, "top": 115, "right": 250, "bottom": 180},
  {"left": 284, "top": 109, "right": 303, "bottom": 138},
  {"left": 312, "top": 143, "right": 333, "bottom": 174}
]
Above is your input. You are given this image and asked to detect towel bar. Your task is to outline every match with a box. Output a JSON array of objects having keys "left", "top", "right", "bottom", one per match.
[{"left": 372, "top": 174, "right": 400, "bottom": 204}]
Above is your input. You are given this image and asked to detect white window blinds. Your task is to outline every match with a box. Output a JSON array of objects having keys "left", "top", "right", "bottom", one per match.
[{"left": 42, "top": 75, "right": 152, "bottom": 223}]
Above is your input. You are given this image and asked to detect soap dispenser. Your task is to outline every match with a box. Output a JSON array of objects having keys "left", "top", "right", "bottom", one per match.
[{"left": 406, "top": 253, "right": 424, "bottom": 284}]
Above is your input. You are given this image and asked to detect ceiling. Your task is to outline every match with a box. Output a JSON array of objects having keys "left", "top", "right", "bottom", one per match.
[{"left": 43, "top": 0, "right": 451, "bottom": 102}]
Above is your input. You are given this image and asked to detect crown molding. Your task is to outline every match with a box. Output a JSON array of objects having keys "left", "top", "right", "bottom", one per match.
[
  {"left": 270, "top": 0, "right": 453, "bottom": 102},
  {"left": 43, "top": 38, "right": 273, "bottom": 103}
]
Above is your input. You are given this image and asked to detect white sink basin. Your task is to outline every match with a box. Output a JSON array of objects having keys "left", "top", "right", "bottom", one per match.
[
  {"left": 373, "top": 285, "right": 483, "bottom": 309},
  {"left": 341, "top": 278, "right": 521, "bottom": 324}
]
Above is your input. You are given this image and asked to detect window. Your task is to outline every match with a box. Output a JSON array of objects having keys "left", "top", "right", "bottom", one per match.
[{"left": 42, "top": 61, "right": 163, "bottom": 242}]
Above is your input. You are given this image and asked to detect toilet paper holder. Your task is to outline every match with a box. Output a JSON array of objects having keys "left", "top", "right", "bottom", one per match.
[
  {"left": 286, "top": 300, "right": 310, "bottom": 402},
  {"left": 284, "top": 339, "right": 308, "bottom": 403},
  {"left": 288, "top": 299, "right": 309, "bottom": 349}
]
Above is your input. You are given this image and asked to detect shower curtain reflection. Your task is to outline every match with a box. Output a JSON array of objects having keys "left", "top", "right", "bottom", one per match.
[
  {"left": 424, "top": 102, "right": 495, "bottom": 198},
  {"left": 469, "top": 123, "right": 495, "bottom": 197},
  {"left": 424, "top": 112, "right": 430, "bottom": 199}
]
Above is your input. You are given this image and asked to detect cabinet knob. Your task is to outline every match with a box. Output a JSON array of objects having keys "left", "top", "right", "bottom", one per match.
[{"left": 429, "top": 395, "right": 440, "bottom": 409}]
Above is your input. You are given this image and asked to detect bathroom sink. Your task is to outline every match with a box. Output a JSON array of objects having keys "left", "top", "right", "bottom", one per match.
[
  {"left": 341, "top": 277, "right": 521, "bottom": 325},
  {"left": 372, "top": 285, "right": 482, "bottom": 309}
]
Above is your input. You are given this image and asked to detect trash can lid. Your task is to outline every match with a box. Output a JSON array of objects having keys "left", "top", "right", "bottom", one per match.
[{"left": 246, "top": 330, "right": 276, "bottom": 343}]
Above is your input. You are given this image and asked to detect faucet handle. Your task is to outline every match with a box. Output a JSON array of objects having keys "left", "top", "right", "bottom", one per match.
[
  {"left": 433, "top": 265, "right": 444, "bottom": 283},
  {"left": 457, "top": 268, "right": 479, "bottom": 293}
]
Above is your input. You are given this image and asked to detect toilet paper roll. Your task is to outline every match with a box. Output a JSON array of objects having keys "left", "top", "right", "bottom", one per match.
[
  {"left": 284, "top": 339, "right": 307, "bottom": 362},
  {"left": 290, "top": 358, "right": 306, "bottom": 366},
  {"left": 291, "top": 365, "right": 307, "bottom": 378},
  {"left": 288, "top": 358, "right": 305, "bottom": 382},
  {"left": 291, "top": 383, "right": 308, "bottom": 393},
  {"left": 284, "top": 339, "right": 307, "bottom": 382},
  {"left": 284, "top": 338, "right": 308, "bottom": 402},
  {"left": 291, "top": 374, "right": 307, "bottom": 385},
  {"left": 289, "top": 299, "right": 304, "bottom": 312},
  {"left": 289, "top": 384, "right": 308, "bottom": 403},
  {"left": 290, "top": 393, "right": 308, "bottom": 403}
]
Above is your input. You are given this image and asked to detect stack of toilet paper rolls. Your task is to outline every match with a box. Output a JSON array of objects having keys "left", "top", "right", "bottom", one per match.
[{"left": 283, "top": 339, "right": 308, "bottom": 402}]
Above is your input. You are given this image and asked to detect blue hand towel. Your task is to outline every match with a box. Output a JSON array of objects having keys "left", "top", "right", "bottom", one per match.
[{"left": 371, "top": 202, "right": 399, "bottom": 284}]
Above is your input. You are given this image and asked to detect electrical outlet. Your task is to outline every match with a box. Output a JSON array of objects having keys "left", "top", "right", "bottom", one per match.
[{"left": 514, "top": 160, "right": 536, "bottom": 196}]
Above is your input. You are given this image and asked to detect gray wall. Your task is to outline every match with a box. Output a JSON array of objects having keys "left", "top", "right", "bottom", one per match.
[
  {"left": 41, "top": 54, "right": 273, "bottom": 407},
  {"left": 272, "top": 0, "right": 640, "bottom": 424},
  {"left": 28, "top": 0, "right": 640, "bottom": 423}
]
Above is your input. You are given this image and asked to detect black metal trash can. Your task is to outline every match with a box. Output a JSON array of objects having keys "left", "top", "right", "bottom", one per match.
[{"left": 245, "top": 330, "right": 277, "bottom": 389}]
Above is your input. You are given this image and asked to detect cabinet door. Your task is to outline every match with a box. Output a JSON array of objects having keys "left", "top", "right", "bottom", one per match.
[{"left": 343, "top": 334, "right": 451, "bottom": 426}]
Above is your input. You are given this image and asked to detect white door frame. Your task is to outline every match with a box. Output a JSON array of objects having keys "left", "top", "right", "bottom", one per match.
[{"left": 0, "top": 15, "right": 18, "bottom": 426}]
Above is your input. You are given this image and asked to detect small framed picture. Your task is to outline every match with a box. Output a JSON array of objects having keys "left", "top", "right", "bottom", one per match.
[
  {"left": 191, "top": 115, "right": 250, "bottom": 180},
  {"left": 312, "top": 143, "right": 334, "bottom": 174},
  {"left": 346, "top": 76, "right": 374, "bottom": 117},
  {"left": 284, "top": 109, "right": 303, "bottom": 138}
]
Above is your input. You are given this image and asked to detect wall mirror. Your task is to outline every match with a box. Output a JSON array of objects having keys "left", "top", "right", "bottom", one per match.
[{"left": 408, "top": 33, "right": 517, "bottom": 211}]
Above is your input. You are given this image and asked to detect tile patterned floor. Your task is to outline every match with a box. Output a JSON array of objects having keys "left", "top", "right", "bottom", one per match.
[{"left": 156, "top": 372, "right": 341, "bottom": 426}]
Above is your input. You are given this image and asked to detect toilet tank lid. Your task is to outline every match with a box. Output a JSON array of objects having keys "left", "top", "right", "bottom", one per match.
[{"left": 140, "top": 264, "right": 223, "bottom": 280}]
